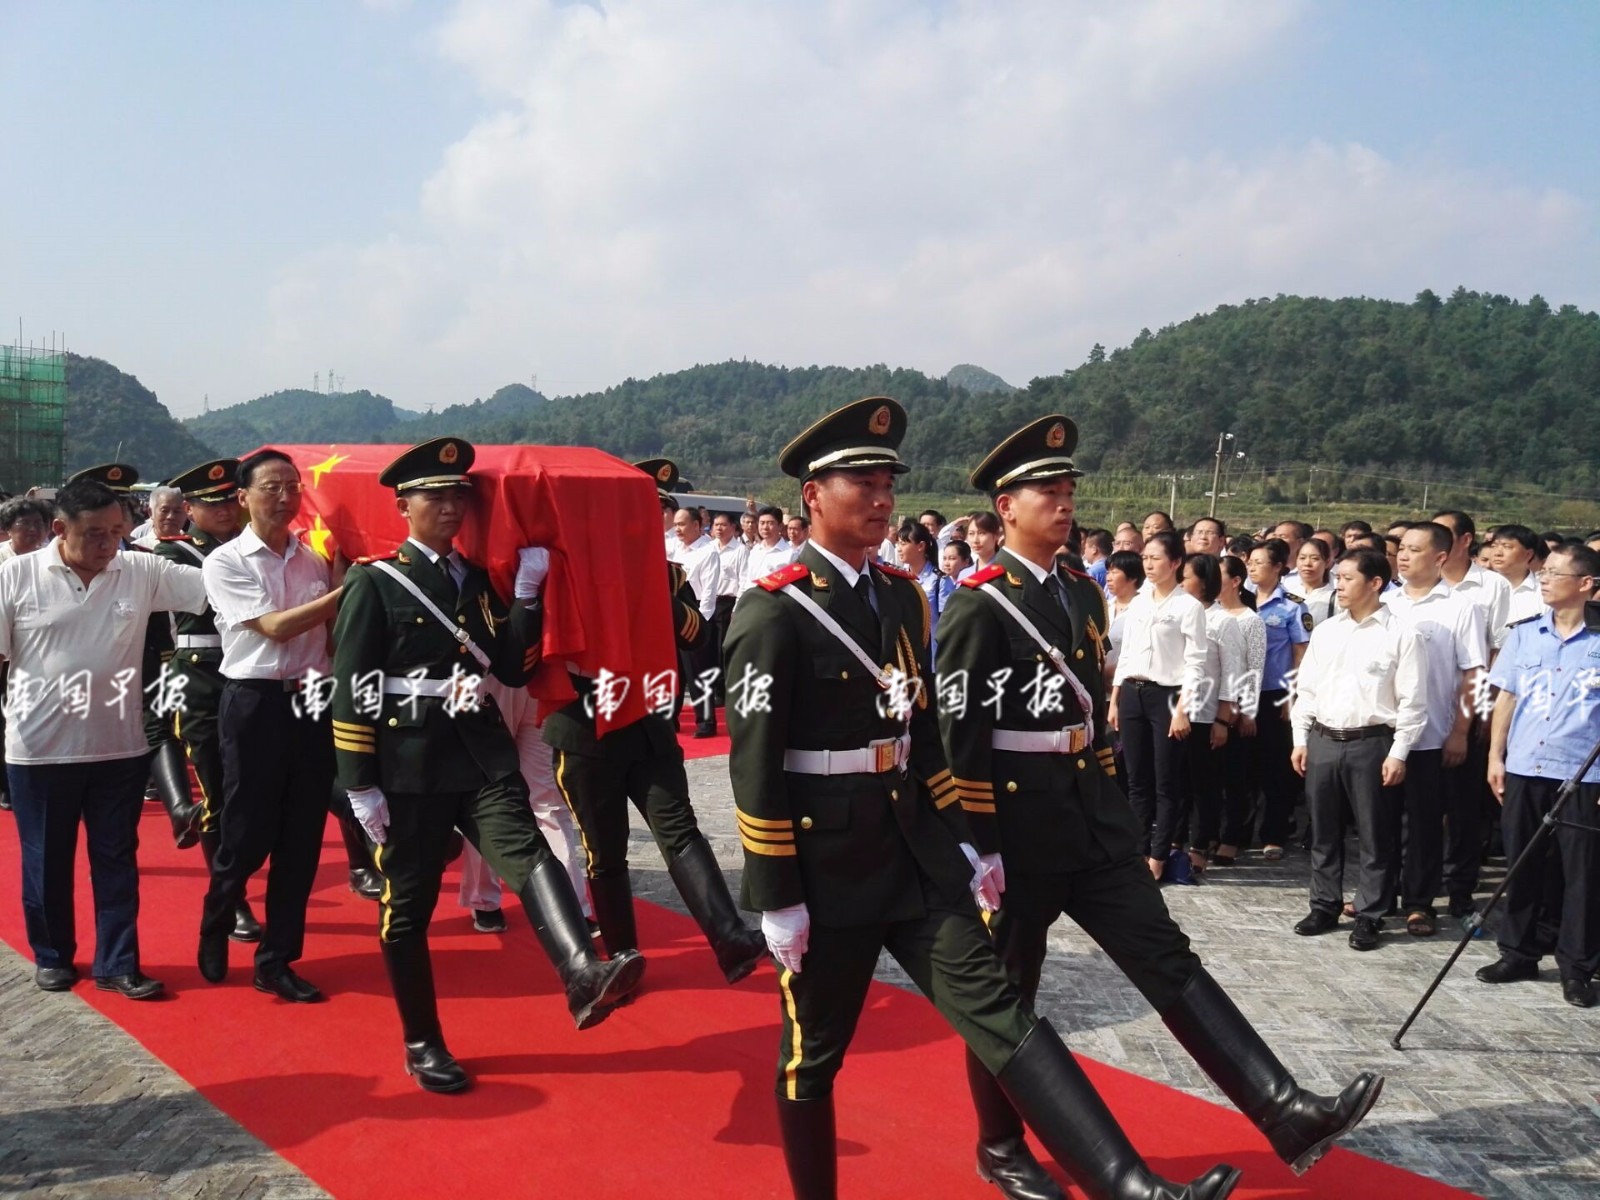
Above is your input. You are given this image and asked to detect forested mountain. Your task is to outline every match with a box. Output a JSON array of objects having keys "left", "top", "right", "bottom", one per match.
[
  {"left": 946, "top": 364, "right": 1017, "bottom": 395},
  {"left": 64, "top": 355, "right": 218, "bottom": 477},
  {"left": 185, "top": 388, "right": 416, "bottom": 449}
]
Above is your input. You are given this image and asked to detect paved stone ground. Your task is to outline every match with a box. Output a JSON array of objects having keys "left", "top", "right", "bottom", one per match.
[{"left": 4, "top": 754, "right": 1598, "bottom": 1198}]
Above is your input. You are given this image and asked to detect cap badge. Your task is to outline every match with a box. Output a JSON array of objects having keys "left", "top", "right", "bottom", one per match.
[
  {"left": 869, "top": 405, "right": 892, "bottom": 435},
  {"left": 107, "top": 467, "right": 124, "bottom": 482},
  {"left": 656, "top": 464, "right": 673, "bottom": 484},
  {"left": 208, "top": 464, "right": 225, "bottom": 481},
  {"left": 1046, "top": 422, "right": 1066, "bottom": 449},
  {"left": 439, "top": 442, "right": 460, "bottom": 465}
]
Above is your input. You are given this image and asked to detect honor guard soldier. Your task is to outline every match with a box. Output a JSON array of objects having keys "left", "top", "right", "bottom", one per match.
[
  {"left": 937, "top": 417, "right": 1383, "bottom": 1199},
  {"left": 70, "top": 464, "right": 203, "bottom": 850},
  {"left": 332, "top": 437, "right": 644, "bottom": 1093},
  {"left": 724, "top": 398, "right": 1240, "bottom": 1200},
  {"left": 541, "top": 468, "right": 767, "bottom": 987},
  {"left": 151, "top": 459, "right": 262, "bottom": 943}
]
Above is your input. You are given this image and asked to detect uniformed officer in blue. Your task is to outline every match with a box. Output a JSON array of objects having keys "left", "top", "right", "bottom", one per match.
[
  {"left": 1481, "top": 542, "right": 1600, "bottom": 1008},
  {"left": 940, "top": 417, "right": 1385, "bottom": 1199},
  {"left": 724, "top": 398, "right": 1240, "bottom": 1200},
  {"left": 1245, "top": 539, "right": 1311, "bottom": 857},
  {"left": 331, "top": 437, "right": 644, "bottom": 1092}
]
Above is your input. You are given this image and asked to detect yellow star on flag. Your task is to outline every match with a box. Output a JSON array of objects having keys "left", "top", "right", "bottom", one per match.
[
  {"left": 309, "top": 452, "right": 349, "bottom": 487},
  {"left": 306, "top": 514, "right": 335, "bottom": 561}
]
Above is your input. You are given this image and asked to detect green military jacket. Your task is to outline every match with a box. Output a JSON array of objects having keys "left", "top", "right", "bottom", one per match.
[
  {"left": 935, "top": 547, "right": 1139, "bottom": 873},
  {"left": 330, "top": 540, "right": 541, "bottom": 796},
  {"left": 542, "top": 559, "right": 710, "bottom": 758},
  {"left": 150, "top": 529, "right": 229, "bottom": 719},
  {"left": 724, "top": 543, "right": 974, "bottom": 927}
]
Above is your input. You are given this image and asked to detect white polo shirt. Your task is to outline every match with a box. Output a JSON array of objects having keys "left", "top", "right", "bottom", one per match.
[
  {"left": 1382, "top": 579, "right": 1486, "bottom": 751},
  {"left": 670, "top": 532, "right": 721, "bottom": 619},
  {"left": 203, "top": 524, "right": 332, "bottom": 681},
  {"left": 0, "top": 542, "right": 207, "bottom": 764}
]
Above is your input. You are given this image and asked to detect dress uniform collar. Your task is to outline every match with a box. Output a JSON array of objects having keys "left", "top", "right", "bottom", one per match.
[{"left": 806, "top": 537, "right": 873, "bottom": 588}]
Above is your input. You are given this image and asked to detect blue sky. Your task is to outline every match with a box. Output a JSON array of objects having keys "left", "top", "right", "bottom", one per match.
[{"left": 3, "top": 1, "right": 1596, "bottom": 418}]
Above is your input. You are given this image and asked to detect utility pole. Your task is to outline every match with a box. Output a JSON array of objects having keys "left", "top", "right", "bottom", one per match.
[{"left": 1209, "top": 431, "right": 1234, "bottom": 516}]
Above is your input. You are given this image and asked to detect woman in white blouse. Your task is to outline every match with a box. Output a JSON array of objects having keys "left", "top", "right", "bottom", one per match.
[
  {"left": 1212, "top": 554, "right": 1267, "bottom": 865},
  {"left": 1295, "top": 538, "right": 1337, "bottom": 629},
  {"left": 1110, "top": 531, "right": 1209, "bottom": 878},
  {"left": 1177, "top": 554, "right": 1246, "bottom": 875},
  {"left": 1100, "top": 549, "right": 1144, "bottom": 689}
]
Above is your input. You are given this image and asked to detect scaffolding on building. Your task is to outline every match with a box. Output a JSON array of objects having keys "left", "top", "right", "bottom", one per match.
[{"left": 0, "top": 336, "right": 68, "bottom": 494}]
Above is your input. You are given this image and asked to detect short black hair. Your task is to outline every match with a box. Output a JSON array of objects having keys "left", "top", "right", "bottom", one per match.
[
  {"left": 1408, "top": 520, "right": 1454, "bottom": 556},
  {"left": 945, "top": 539, "right": 973, "bottom": 564},
  {"left": 897, "top": 521, "right": 936, "bottom": 554},
  {"left": 918, "top": 509, "right": 946, "bottom": 526},
  {"left": 1084, "top": 528, "right": 1113, "bottom": 557},
  {"left": 1338, "top": 547, "right": 1392, "bottom": 588},
  {"left": 1550, "top": 542, "right": 1600, "bottom": 581},
  {"left": 757, "top": 504, "right": 783, "bottom": 522},
  {"left": 787, "top": 514, "right": 810, "bottom": 529},
  {"left": 55, "top": 479, "right": 123, "bottom": 522},
  {"left": 1431, "top": 509, "right": 1475, "bottom": 540},
  {"left": 237, "top": 449, "right": 297, "bottom": 489},
  {"left": 1250, "top": 537, "right": 1291, "bottom": 571},
  {"left": 1225, "top": 534, "right": 1256, "bottom": 556},
  {"left": 1275, "top": 519, "right": 1313, "bottom": 540},
  {"left": 1105, "top": 550, "right": 1144, "bottom": 586},
  {"left": 1146, "top": 530, "right": 1184, "bottom": 562},
  {"left": 1338, "top": 519, "right": 1372, "bottom": 537},
  {"left": 0, "top": 496, "right": 53, "bottom": 531},
  {"left": 1182, "top": 552, "right": 1222, "bottom": 604},
  {"left": 1492, "top": 524, "right": 1543, "bottom": 558},
  {"left": 1143, "top": 510, "right": 1174, "bottom": 531},
  {"left": 1192, "top": 516, "right": 1226, "bottom": 536}
]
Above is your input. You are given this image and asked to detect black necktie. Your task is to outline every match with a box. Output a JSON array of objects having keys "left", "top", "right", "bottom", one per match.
[
  {"left": 438, "top": 555, "right": 459, "bottom": 597},
  {"left": 847, "top": 574, "right": 878, "bottom": 652},
  {"left": 1047, "top": 573, "right": 1071, "bottom": 616}
]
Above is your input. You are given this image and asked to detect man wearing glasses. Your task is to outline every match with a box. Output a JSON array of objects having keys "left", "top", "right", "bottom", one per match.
[
  {"left": 1480, "top": 544, "right": 1600, "bottom": 1008},
  {"left": 196, "top": 450, "right": 344, "bottom": 1003}
]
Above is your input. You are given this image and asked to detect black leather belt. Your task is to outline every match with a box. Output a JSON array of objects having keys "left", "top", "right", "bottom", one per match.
[
  {"left": 1128, "top": 678, "right": 1177, "bottom": 690},
  {"left": 1311, "top": 721, "right": 1392, "bottom": 742},
  {"left": 228, "top": 677, "right": 308, "bottom": 693}
]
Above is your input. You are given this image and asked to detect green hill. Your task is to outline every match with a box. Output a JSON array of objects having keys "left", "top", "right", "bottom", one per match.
[
  {"left": 185, "top": 388, "right": 415, "bottom": 449},
  {"left": 64, "top": 355, "right": 219, "bottom": 478}
]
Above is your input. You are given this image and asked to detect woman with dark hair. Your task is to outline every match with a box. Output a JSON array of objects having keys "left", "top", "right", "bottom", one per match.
[
  {"left": 1110, "top": 531, "right": 1208, "bottom": 878},
  {"left": 1296, "top": 538, "right": 1336, "bottom": 628},
  {"left": 1101, "top": 549, "right": 1144, "bottom": 687},
  {"left": 895, "top": 520, "right": 955, "bottom": 657},
  {"left": 965, "top": 511, "right": 1002, "bottom": 571},
  {"left": 1212, "top": 554, "right": 1266, "bottom": 864},
  {"left": 1178, "top": 553, "right": 1247, "bottom": 874}
]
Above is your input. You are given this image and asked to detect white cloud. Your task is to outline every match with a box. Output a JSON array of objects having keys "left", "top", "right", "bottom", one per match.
[{"left": 265, "top": 0, "right": 1596, "bottom": 405}]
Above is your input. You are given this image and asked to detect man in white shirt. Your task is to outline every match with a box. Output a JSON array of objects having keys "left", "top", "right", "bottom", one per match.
[
  {"left": 1291, "top": 548, "right": 1428, "bottom": 950},
  {"left": 1434, "top": 509, "right": 1512, "bottom": 651},
  {"left": 709, "top": 513, "right": 747, "bottom": 700},
  {"left": 132, "top": 486, "right": 186, "bottom": 550},
  {"left": 671, "top": 507, "right": 721, "bottom": 737},
  {"left": 0, "top": 478, "right": 207, "bottom": 999},
  {"left": 785, "top": 514, "right": 811, "bottom": 549},
  {"left": 197, "top": 449, "right": 344, "bottom": 1004},
  {"left": 740, "top": 505, "right": 795, "bottom": 591},
  {"left": 1382, "top": 522, "right": 1486, "bottom": 940},
  {"left": 1490, "top": 524, "right": 1545, "bottom": 632}
]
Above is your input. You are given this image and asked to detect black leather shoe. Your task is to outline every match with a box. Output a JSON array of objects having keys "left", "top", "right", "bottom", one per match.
[
  {"left": 230, "top": 902, "right": 263, "bottom": 944},
  {"left": 473, "top": 908, "right": 507, "bottom": 934},
  {"left": 96, "top": 972, "right": 165, "bottom": 1000},
  {"left": 254, "top": 967, "right": 323, "bottom": 1003},
  {"left": 1348, "top": 917, "right": 1381, "bottom": 951},
  {"left": 198, "top": 931, "right": 229, "bottom": 983},
  {"left": 693, "top": 722, "right": 717, "bottom": 739},
  {"left": 976, "top": 1135, "right": 1064, "bottom": 1199},
  {"left": 405, "top": 1040, "right": 471, "bottom": 1093},
  {"left": 35, "top": 965, "right": 78, "bottom": 991},
  {"left": 349, "top": 868, "right": 384, "bottom": 900},
  {"left": 1293, "top": 908, "right": 1339, "bottom": 936},
  {"left": 1263, "top": 1072, "right": 1385, "bottom": 1175},
  {"left": 1561, "top": 978, "right": 1597, "bottom": 1008},
  {"left": 1476, "top": 957, "right": 1538, "bottom": 984}
]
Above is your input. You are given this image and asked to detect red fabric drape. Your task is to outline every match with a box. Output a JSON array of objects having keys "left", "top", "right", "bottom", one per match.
[{"left": 262, "top": 444, "right": 671, "bottom": 735}]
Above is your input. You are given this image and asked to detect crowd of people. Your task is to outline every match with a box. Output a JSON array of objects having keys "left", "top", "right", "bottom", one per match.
[{"left": 0, "top": 405, "right": 1596, "bottom": 1200}]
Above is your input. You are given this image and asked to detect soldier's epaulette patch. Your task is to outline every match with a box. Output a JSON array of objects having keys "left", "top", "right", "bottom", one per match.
[
  {"left": 873, "top": 561, "right": 913, "bottom": 580},
  {"left": 960, "top": 563, "right": 1006, "bottom": 588},
  {"left": 355, "top": 552, "right": 399, "bottom": 565},
  {"left": 757, "top": 562, "right": 809, "bottom": 591},
  {"left": 157, "top": 534, "right": 194, "bottom": 543}
]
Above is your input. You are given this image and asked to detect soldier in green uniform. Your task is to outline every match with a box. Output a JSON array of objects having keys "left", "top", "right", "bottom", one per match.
[
  {"left": 541, "top": 462, "right": 766, "bottom": 986},
  {"left": 68, "top": 463, "right": 201, "bottom": 850},
  {"left": 937, "top": 417, "right": 1382, "bottom": 1199},
  {"left": 150, "top": 459, "right": 262, "bottom": 943},
  {"left": 331, "top": 437, "right": 644, "bottom": 1094},
  {"left": 725, "top": 398, "right": 1238, "bottom": 1200}
]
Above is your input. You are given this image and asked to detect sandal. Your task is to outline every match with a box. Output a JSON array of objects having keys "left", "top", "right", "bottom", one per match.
[
  {"left": 1406, "top": 910, "right": 1437, "bottom": 937},
  {"left": 1262, "top": 845, "right": 1284, "bottom": 862},
  {"left": 1187, "top": 849, "right": 1209, "bottom": 876},
  {"left": 1209, "top": 844, "right": 1238, "bottom": 866}
]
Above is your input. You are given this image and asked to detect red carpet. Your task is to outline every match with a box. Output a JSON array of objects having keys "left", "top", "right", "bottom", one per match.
[
  {"left": 0, "top": 801, "right": 1476, "bottom": 1199},
  {"left": 676, "top": 705, "right": 732, "bottom": 759}
]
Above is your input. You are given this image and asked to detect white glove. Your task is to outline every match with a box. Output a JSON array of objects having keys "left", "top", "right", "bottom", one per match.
[
  {"left": 960, "top": 842, "right": 1004, "bottom": 914},
  {"left": 348, "top": 786, "right": 390, "bottom": 846},
  {"left": 761, "top": 902, "right": 811, "bottom": 974},
  {"left": 514, "top": 546, "right": 551, "bottom": 599}
]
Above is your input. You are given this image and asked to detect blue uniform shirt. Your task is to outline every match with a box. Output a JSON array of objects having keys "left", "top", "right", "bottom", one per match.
[
  {"left": 1256, "top": 584, "right": 1311, "bottom": 692},
  {"left": 1487, "top": 608, "right": 1600, "bottom": 782}
]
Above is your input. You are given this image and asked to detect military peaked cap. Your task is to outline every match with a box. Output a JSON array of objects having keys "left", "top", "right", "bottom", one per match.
[
  {"left": 68, "top": 463, "right": 140, "bottom": 493},
  {"left": 168, "top": 457, "right": 240, "bottom": 502},
  {"left": 970, "top": 415, "right": 1083, "bottom": 492},
  {"left": 380, "top": 438, "right": 476, "bottom": 493},
  {"left": 778, "top": 397, "right": 910, "bottom": 481}
]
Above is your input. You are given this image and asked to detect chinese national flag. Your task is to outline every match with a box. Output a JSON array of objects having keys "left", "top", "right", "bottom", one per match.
[{"left": 264, "top": 444, "right": 673, "bottom": 735}]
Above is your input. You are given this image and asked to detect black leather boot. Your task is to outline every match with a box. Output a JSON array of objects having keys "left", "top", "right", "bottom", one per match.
[
  {"left": 380, "top": 936, "right": 469, "bottom": 1093},
  {"left": 667, "top": 836, "right": 767, "bottom": 983},
  {"left": 150, "top": 740, "right": 201, "bottom": 849},
  {"left": 338, "top": 814, "right": 384, "bottom": 900},
  {"left": 198, "top": 830, "right": 261, "bottom": 943},
  {"left": 776, "top": 1095, "right": 837, "bottom": 1200},
  {"left": 967, "top": 1047, "right": 1063, "bottom": 1199},
  {"left": 588, "top": 872, "right": 639, "bottom": 957},
  {"left": 997, "top": 1021, "right": 1241, "bottom": 1200},
  {"left": 517, "top": 853, "right": 645, "bottom": 1029},
  {"left": 1160, "top": 969, "right": 1383, "bottom": 1175}
]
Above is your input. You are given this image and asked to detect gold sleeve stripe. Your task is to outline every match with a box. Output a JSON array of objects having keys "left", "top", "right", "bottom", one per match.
[
  {"left": 332, "top": 720, "right": 375, "bottom": 734},
  {"left": 961, "top": 800, "right": 997, "bottom": 814},
  {"left": 334, "top": 737, "right": 376, "bottom": 754},
  {"left": 741, "top": 833, "right": 799, "bottom": 858},
  {"left": 736, "top": 810, "right": 794, "bottom": 831},
  {"left": 332, "top": 727, "right": 375, "bottom": 743},
  {"left": 952, "top": 777, "right": 994, "bottom": 795},
  {"left": 680, "top": 610, "right": 701, "bottom": 641},
  {"left": 741, "top": 830, "right": 795, "bottom": 846},
  {"left": 924, "top": 768, "right": 953, "bottom": 789},
  {"left": 933, "top": 789, "right": 959, "bottom": 810}
]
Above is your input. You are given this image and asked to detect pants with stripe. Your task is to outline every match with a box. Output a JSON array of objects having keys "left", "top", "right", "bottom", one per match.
[
  {"left": 551, "top": 723, "right": 701, "bottom": 881},
  {"left": 171, "top": 656, "right": 225, "bottom": 833},
  {"left": 775, "top": 876, "right": 1033, "bottom": 1100}
]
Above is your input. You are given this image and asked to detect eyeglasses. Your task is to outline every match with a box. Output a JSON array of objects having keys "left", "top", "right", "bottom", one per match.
[
  {"left": 249, "top": 482, "right": 304, "bottom": 497},
  {"left": 1535, "top": 568, "right": 1588, "bottom": 580}
]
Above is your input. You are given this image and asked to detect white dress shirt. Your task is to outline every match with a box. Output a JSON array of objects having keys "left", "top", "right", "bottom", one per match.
[
  {"left": 203, "top": 525, "right": 332, "bottom": 681},
  {"left": 714, "top": 536, "right": 748, "bottom": 599},
  {"left": 0, "top": 543, "right": 207, "bottom": 763},
  {"left": 1290, "top": 605, "right": 1429, "bottom": 760},
  {"left": 1502, "top": 570, "right": 1542, "bottom": 630},
  {"left": 671, "top": 532, "right": 720, "bottom": 619},
  {"left": 1298, "top": 582, "right": 1338, "bottom": 629},
  {"left": 1382, "top": 579, "right": 1486, "bottom": 751},
  {"left": 1111, "top": 584, "right": 1208, "bottom": 694},
  {"left": 742, "top": 538, "right": 798, "bottom": 592},
  {"left": 1447, "top": 561, "right": 1512, "bottom": 651}
]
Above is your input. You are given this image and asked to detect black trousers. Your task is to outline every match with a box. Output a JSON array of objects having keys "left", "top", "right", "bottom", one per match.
[
  {"left": 1218, "top": 728, "right": 1257, "bottom": 847},
  {"left": 1396, "top": 748, "right": 1445, "bottom": 915},
  {"left": 1118, "top": 681, "right": 1184, "bottom": 860},
  {"left": 776, "top": 876, "right": 1034, "bottom": 1100},
  {"left": 172, "top": 658, "right": 226, "bottom": 834},
  {"left": 680, "top": 625, "right": 721, "bottom": 728},
  {"left": 374, "top": 773, "right": 544, "bottom": 943},
  {"left": 1256, "top": 689, "right": 1296, "bottom": 845},
  {"left": 712, "top": 594, "right": 737, "bottom": 701},
  {"left": 1305, "top": 728, "right": 1400, "bottom": 920},
  {"left": 1442, "top": 735, "right": 1490, "bottom": 908},
  {"left": 1497, "top": 774, "right": 1600, "bottom": 981},
  {"left": 201, "top": 682, "right": 333, "bottom": 971},
  {"left": 552, "top": 729, "right": 701, "bottom": 880},
  {"left": 1180, "top": 723, "right": 1222, "bottom": 850}
]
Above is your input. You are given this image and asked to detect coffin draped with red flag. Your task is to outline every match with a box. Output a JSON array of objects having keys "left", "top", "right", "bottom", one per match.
[{"left": 264, "top": 444, "right": 673, "bottom": 735}]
